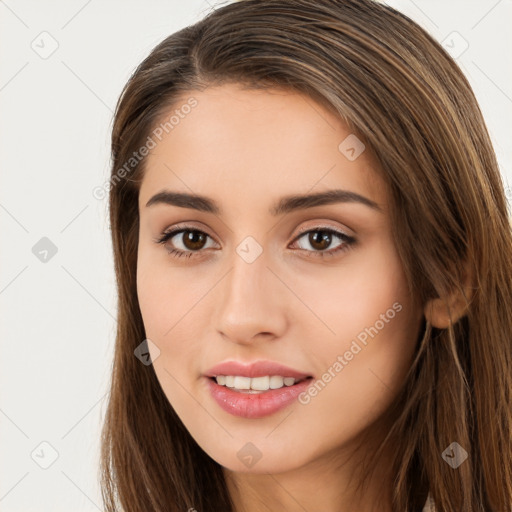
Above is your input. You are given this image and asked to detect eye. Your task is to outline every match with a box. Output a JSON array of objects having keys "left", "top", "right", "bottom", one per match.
[
  {"left": 154, "top": 227, "right": 217, "bottom": 259},
  {"left": 154, "top": 225, "right": 356, "bottom": 260},
  {"left": 290, "top": 227, "right": 356, "bottom": 259}
]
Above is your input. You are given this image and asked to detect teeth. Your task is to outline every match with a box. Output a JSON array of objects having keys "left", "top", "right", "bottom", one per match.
[
  {"left": 214, "top": 375, "right": 299, "bottom": 391},
  {"left": 233, "top": 376, "right": 251, "bottom": 389},
  {"left": 250, "top": 376, "right": 269, "bottom": 390},
  {"left": 269, "top": 376, "right": 284, "bottom": 389}
]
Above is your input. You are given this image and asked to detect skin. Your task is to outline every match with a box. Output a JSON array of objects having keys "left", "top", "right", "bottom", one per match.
[{"left": 136, "top": 83, "right": 425, "bottom": 512}]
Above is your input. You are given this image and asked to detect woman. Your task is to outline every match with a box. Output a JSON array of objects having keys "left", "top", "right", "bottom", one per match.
[{"left": 100, "top": 1, "right": 512, "bottom": 510}]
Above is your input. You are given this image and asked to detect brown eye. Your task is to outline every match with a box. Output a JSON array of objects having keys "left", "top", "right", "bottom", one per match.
[
  {"left": 306, "top": 231, "right": 333, "bottom": 251},
  {"left": 155, "top": 228, "right": 217, "bottom": 258},
  {"left": 179, "top": 230, "right": 208, "bottom": 251},
  {"left": 290, "top": 227, "right": 356, "bottom": 259}
]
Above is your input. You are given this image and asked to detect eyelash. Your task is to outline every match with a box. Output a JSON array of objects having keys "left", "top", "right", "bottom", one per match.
[{"left": 154, "top": 224, "right": 356, "bottom": 260}]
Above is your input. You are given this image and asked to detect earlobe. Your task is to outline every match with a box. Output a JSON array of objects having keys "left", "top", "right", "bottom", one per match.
[
  {"left": 424, "top": 268, "right": 473, "bottom": 329},
  {"left": 424, "top": 295, "right": 466, "bottom": 328}
]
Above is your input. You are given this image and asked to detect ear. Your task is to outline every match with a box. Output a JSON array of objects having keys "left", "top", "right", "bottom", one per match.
[{"left": 424, "top": 263, "right": 473, "bottom": 329}]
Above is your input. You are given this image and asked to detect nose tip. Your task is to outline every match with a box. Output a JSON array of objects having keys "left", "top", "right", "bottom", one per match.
[
  {"left": 213, "top": 257, "right": 288, "bottom": 346},
  {"left": 219, "top": 329, "right": 276, "bottom": 346}
]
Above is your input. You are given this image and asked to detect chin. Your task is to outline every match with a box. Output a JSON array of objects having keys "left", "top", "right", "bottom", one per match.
[{"left": 200, "top": 438, "right": 308, "bottom": 475}]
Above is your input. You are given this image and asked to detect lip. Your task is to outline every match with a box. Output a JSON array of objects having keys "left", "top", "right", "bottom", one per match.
[
  {"left": 205, "top": 376, "right": 314, "bottom": 419},
  {"left": 204, "top": 360, "right": 312, "bottom": 380},
  {"left": 203, "top": 359, "right": 314, "bottom": 419}
]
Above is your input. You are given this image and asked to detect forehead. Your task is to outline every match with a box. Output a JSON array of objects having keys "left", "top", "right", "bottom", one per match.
[{"left": 138, "top": 83, "right": 385, "bottom": 213}]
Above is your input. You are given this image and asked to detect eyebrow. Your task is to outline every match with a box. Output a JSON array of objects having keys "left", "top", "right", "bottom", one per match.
[{"left": 145, "top": 189, "right": 382, "bottom": 215}]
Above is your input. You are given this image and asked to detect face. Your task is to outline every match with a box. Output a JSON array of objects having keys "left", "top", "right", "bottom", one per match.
[{"left": 136, "top": 83, "right": 424, "bottom": 474}]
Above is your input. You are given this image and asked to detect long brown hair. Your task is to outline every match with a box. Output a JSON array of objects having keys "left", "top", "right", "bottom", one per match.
[{"left": 100, "top": 1, "right": 512, "bottom": 510}]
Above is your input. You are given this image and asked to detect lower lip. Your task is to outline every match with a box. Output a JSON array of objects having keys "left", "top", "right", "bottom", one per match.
[{"left": 205, "top": 377, "right": 313, "bottom": 419}]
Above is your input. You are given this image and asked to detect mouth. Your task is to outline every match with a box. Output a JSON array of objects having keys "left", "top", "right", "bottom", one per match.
[
  {"left": 205, "top": 375, "right": 315, "bottom": 419},
  {"left": 207, "top": 375, "right": 313, "bottom": 393}
]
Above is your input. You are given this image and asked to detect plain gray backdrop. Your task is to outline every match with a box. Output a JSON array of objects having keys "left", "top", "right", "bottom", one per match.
[{"left": 1, "top": 1, "right": 511, "bottom": 511}]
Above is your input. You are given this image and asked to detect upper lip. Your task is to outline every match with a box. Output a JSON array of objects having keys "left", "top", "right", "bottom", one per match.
[{"left": 204, "top": 360, "right": 312, "bottom": 379}]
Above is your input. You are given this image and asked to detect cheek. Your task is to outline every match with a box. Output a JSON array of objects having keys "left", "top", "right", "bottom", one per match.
[
  {"left": 296, "top": 239, "right": 413, "bottom": 346},
  {"left": 136, "top": 248, "right": 210, "bottom": 379},
  {"left": 136, "top": 270, "right": 196, "bottom": 363},
  {"left": 136, "top": 245, "right": 196, "bottom": 338},
  {"left": 300, "top": 240, "right": 420, "bottom": 406},
  {"left": 136, "top": 261, "right": 203, "bottom": 418},
  {"left": 136, "top": 260, "right": 167, "bottom": 337}
]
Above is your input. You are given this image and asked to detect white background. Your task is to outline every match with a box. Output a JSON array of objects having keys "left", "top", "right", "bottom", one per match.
[{"left": 0, "top": 1, "right": 511, "bottom": 511}]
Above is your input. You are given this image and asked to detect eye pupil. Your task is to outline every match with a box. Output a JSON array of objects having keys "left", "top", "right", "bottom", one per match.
[
  {"left": 184, "top": 230, "right": 207, "bottom": 250},
  {"left": 309, "top": 230, "right": 331, "bottom": 250}
]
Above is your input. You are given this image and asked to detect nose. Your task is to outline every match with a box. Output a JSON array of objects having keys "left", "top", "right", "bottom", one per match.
[{"left": 214, "top": 248, "right": 288, "bottom": 346}]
